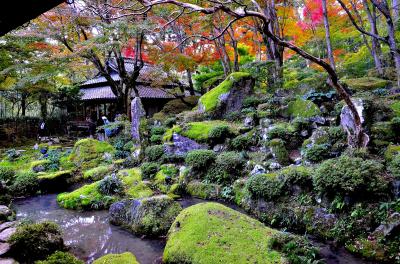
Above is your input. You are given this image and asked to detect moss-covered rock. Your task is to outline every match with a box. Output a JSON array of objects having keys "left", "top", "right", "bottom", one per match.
[
  {"left": 163, "top": 202, "right": 285, "bottom": 264},
  {"left": 198, "top": 72, "right": 254, "bottom": 116},
  {"left": 83, "top": 165, "right": 113, "bottom": 181},
  {"left": 37, "top": 170, "right": 72, "bottom": 192},
  {"left": 186, "top": 181, "right": 220, "bottom": 199},
  {"left": 57, "top": 181, "right": 116, "bottom": 210},
  {"left": 287, "top": 99, "right": 321, "bottom": 118},
  {"left": 164, "top": 121, "right": 239, "bottom": 143},
  {"left": 9, "top": 221, "right": 64, "bottom": 263},
  {"left": 118, "top": 168, "right": 153, "bottom": 198},
  {"left": 109, "top": 195, "right": 182, "bottom": 237},
  {"left": 384, "top": 144, "right": 400, "bottom": 162},
  {"left": 68, "top": 139, "right": 115, "bottom": 170},
  {"left": 342, "top": 77, "right": 391, "bottom": 91},
  {"left": 93, "top": 252, "right": 139, "bottom": 264}
]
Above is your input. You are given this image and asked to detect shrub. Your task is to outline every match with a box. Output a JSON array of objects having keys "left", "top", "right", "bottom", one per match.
[
  {"left": 45, "top": 150, "right": 61, "bottom": 171},
  {"left": 145, "top": 145, "right": 164, "bottom": 162},
  {"left": 206, "top": 152, "right": 245, "bottom": 184},
  {"left": 93, "top": 252, "right": 139, "bottom": 264},
  {"left": 11, "top": 170, "right": 39, "bottom": 196},
  {"left": 268, "top": 139, "right": 289, "bottom": 165},
  {"left": 279, "top": 166, "right": 313, "bottom": 188},
  {"left": 230, "top": 133, "right": 253, "bottom": 151},
  {"left": 389, "top": 154, "right": 400, "bottom": 179},
  {"left": 9, "top": 221, "right": 64, "bottom": 262},
  {"left": 269, "top": 232, "right": 322, "bottom": 264},
  {"left": 140, "top": 162, "right": 160, "bottom": 179},
  {"left": 185, "top": 149, "right": 216, "bottom": 170},
  {"left": 208, "top": 125, "right": 231, "bottom": 144},
  {"left": 0, "top": 166, "right": 15, "bottom": 185},
  {"left": 186, "top": 181, "right": 221, "bottom": 199},
  {"left": 98, "top": 174, "right": 124, "bottom": 195},
  {"left": 243, "top": 96, "right": 263, "bottom": 108},
  {"left": 164, "top": 117, "right": 177, "bottom": 128},
  {"left": 150, "top": 134, "right": 162, "bottom": 144},
  {"left": 151, "top": 126, "right": 166, "bottom": 136},
  {"left": 36, "top": 251, "right": 84, "bottom": 264},
  {"left": 313, "top": 155, "right": 388, "bottom": 198},
  {"left": 246, "top": 173, "right": 284, "bottom": 200},
  {"left": 303, "top": 144, "right": 331, "bottom": 163}
]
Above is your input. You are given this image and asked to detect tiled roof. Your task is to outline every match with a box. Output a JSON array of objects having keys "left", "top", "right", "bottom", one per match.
[{"left": 80, "top": 85, "right": 177, "bottom": 101}]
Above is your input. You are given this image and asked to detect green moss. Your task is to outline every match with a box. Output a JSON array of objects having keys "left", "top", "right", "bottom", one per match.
[
  {"left": 36, "top": 251, "right": 83, "bottom": 264},
  {"left": 346, "top": 238, "right": 386, "bottom": 261},
  {"left": 342, "top": 77, "right": 390, "bottom": 91},
  {"left": 287, "top": 99, "right": 321, "bottom": 118},
  {"left": 199, "top": 72, "right": 251, "bottom": 112},
  {"left": 83, "top": 165, "right": 113, "bottom": 181},
  {"left": 57, "top": 181, "right": 116, "bottom": 210},
  {"left": 68, "top": 139, "right": 115, "bottom": 170},
  {"left": 183, "top": 121, "right": 239, "bottom": 142},
  {"left": 384, "top": 144, "right": 400, "bottom": 161},
  {"left": 390, "top": 101, "right": 400, "bottom": 117},
  {"left": 163, "top": 202, "right": 285, "bottom": 264},
  {"left": 186, "top": 181, "right": 220, "bottom": 199},
  {"left": 93, "top": 252, "right": 139, "bottom": 264},
  {"left": 268, "top": 139, "right": 289, "bottom": 165},
  {"left": 163, "top": 125, "right": 183, "bottom": 142},
  {"left": 29, "top": 160, "right": 51, "bottom": 170},
  {"left": 37, "top": 170, "right": 72, "bottom": 180},
  {"left": 246, "top": 173, "right": 284, "bottom": 201},
  {"left": 119, "top": 168, "right": 153, "bottom": 198}
]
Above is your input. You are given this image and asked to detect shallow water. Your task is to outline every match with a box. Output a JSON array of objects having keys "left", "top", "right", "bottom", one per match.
[
  {"left": 13, "top": 194, "right": 165, "bottom": 264},
  {"left": 12, "top": 194, "right": 372, "bottom": 264}
]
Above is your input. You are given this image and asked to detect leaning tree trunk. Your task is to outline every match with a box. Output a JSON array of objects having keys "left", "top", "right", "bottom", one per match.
[{"left": 322, "top": 0, "right": 336, "bottom": 70}]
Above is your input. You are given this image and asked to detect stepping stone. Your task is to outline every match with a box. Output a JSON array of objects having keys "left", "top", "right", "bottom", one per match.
[
  {"left": 0, "top": 258, "right": 17, "bottom": 264},
  {"left": 0, "top": 223, "right": 16, "bottom": 233},
  {"left": 0, "top": 228, "right": 16, "bottom": 243},
  {"left": 0, "top": 207, "right": 11, "bottom": 220},
  {"left": 0, "top": 242, "right": 10, "bottom": 256}
]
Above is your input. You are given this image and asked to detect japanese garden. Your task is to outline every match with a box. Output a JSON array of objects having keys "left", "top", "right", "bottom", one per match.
[{"left": 1, "top": 0, "right": 400, "bottom": 263}]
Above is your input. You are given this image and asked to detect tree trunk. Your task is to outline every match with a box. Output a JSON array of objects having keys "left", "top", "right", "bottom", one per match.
[
  {"left": 362, "top": 0, "right": 384, "bottom": 76},
  {"left": 322, "top": 0, "right": 336, "bottom": 70},
  {"left": 21, "top": 93, "right": 26, "bottom": 117},
  {"left": 39, "top": 93, "right": 48, "bottom": 120},
  {"left": 393, "top": 0, "right": 399, "bottom": 23},
  {"left": 186, "top": 69, "right": 195, "bottom": 95}
]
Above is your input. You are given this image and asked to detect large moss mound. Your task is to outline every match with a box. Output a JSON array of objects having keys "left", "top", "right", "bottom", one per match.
[
  {"left": 68, "top": 139, "right": 115, "bottom": 170},
  {"left": 198, "top": 72, "right": 251, "bottom": 112},
  {"left": 163, "top": 202, "right": 285, "bottom": 264},
  {"left": 93, "top": 252, "right": 139, "bottom": 264},
  {"left": 342, "top": 77, "right": 391, "bottom": 91},
  {"left": 287, "top": 98, "right": 321, "bottom": 118}
]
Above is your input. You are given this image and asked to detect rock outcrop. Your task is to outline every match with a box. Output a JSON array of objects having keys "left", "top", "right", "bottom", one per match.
[{"left": 109, "top": 195, "right": 182, "bottom": 237}]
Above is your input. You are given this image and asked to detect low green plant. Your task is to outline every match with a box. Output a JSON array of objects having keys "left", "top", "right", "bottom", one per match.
[
  {"left": 140, "top": 162, "right": 160, "bottom": 179},
  {"left": 145, "top": 145, "right": 164, "bottom": 162},
  {"left": 268, "top": 139, "right": 289, "bottom": 165},
  {"left": 388, "top": 154, "right": 400, "bottom": 179},
  {"left": 0, "top": 166, "right": 15, "bottom": 185},
  {"left": 185, "top": 149, "right": 216, "bottom": 170},
  {"left": 208, "top": 124, "right": 231, "bottom": 144},
  {"left": 304, "top": 144, "right": 331, "bottom": 163}
]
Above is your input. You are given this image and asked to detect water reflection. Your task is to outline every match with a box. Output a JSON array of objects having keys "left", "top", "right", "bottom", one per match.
[{"left": 12, "top": 194, "right": 165, "bottom": 264}]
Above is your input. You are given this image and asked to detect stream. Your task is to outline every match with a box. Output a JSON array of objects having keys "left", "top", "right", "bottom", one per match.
[{"left": 12, "top": 194, "right": 372, "bottom": 264}]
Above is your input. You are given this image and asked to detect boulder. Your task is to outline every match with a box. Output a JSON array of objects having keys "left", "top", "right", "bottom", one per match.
[
  {"left": 0, "top": 223, "right": 15, "bottom": 234},
  {"left": 164, "top": 134, "right": 207, "bottom": 156},
  {"left": 250, "top": 164, "right": 266, "bottom": 176},
  {"left": 93, "top": 252, "right": 139, "bottom": 264},
  {"left": 198, "top": 72, "right": 255, "bottom": 117},
  {"left": 0, "top": 242, "right": 10, "bottom": 256},
  {"left": 163, "top": 202, "right": 285, "bottom": 264},
  {"left": 372, "top": 212, "right": 400, "bottom": 238},
  {"left": 109, "top": 195, "right": 182, "bottom": 237},
  {"left": 68, "top": 138, "right": 115, "bottom": 170},
  {"left": 244, "top": 116, "right": 255, "bottom": 128},
  {"left": 0, "top": 228, "right": 15, "bottom": 243}
]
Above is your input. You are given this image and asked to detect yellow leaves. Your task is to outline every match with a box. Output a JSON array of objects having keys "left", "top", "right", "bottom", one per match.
[{"left": 0, "top": 76, "right": 17, "bottom": 90}]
